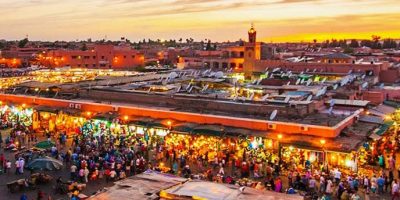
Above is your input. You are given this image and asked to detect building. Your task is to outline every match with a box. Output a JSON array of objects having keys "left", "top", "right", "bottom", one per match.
[{"left": 38, "top": 44, "right": 144, "bottom": 69}]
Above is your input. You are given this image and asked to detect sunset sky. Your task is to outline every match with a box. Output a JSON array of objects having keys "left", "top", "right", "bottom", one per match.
[{"left": 1, "top": 0, "right": 400, "bottom": 42}]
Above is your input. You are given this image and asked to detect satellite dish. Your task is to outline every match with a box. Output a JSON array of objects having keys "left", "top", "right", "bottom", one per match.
[
  {"left": 256, "top": 78, "right": 262, "bottom": 85},
  {"left": 306, "top": 79, "right": 312, "bottom": 86},
  {"left": 321, "top": 77, "right": 327, "bottom": 83},
  {"left": 329, "top": 99, "right": 335, "bottom": 107},
  {"left": 284, "top": 96, "right": 290, "bottom": 103},
  {"left": 272, "top": 68, "right": 280, "bottom": 73},
  {"left": 333, "top": 84, "right": 338, "bottom": 90},
  {"left": 379, "top": 83, "right": 384, "bottom": 88},
  {"left": 313, "top": 69, "right": 317, "bottom": 72},
  {"left": 348, "top": 70, "right": 353, "bottom": 74},
  {"left": 306, "top": 95, "right": 313, "bottom": 102},
  {"left": 368, "top": 71, "right": 373, "bottom": 76},
  {"left": 214, "top": 71, "right": 224, "bottom": 78},
  {"left": 260, "top": 94, "right": 269, "bottom": 101},
  {"left": 185, "top": 83, "right": 191, "bottom": 90},
  {"left": 269, "top": 110, "right": 278, "bottom": 121},
  {"left": 168, "top": 72, "right": 178, "bottom": 79},
  {"left": 176, "top": 85, "right": 181, "bottom": 93},
  {"left": 252, "top": 80, "right": 257, "bottom": 84},
  {"left": 295, "top": 78, "right": 300, "bottom": 85},
  {"left": 286, "top": 81, "right": 291, "bottom": 85},
  {"left": 328, "top": 106, "right": 333, "bottom": 115},
  {"left": 201, "top": 84, "right": 209, "bottom": 92},
  {"left": 361, "top": 74, "right": 366, "bottom": 80},
  {"left": 361, "top": 82, "right": 368, "bottom": 89},
  {"left": 188, "top": 86, "right": 193, "bottom": 93},
  {"left": 265, "top": 71, "right": 269, "bottom": 77},
  {"left": 300, "top": 79, "right": 305, "bottom": 84},
  {"left": 248, "top": 92, "right": 255, "bottom": 101},
  {"left": 306, "top": 68, "right": 309, "bottom": 72},
  {"left": 265, "top": 67, "right": 269, "bottom": 71},
  {"left": 270, "top": 74, "right": 274, "bottom": 78},
  {"left": 233, "top": 94, "right": 238, "bottom": 101},
  {"left": 300, "top": 71, "right": 304, "bottom": 75}
]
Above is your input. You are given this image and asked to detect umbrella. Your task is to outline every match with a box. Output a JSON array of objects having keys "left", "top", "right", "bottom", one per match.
[
  {"left": 26, "top": 156, "right": 63, "bottom": 171},
  {"left": 34, "top": 141, "right": 55, "bottom": 149}
]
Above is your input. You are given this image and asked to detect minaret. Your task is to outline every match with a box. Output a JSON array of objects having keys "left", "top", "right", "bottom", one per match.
[{"left": 248, "top": 23, "right": 256, "bottom": 43}]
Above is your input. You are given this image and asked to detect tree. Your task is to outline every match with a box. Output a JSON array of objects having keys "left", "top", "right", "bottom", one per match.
[
  {"left": 343, "top": 47, "right": 354, "bottom": 54},
  {"left": 81, "top": 43, "right": 88, "bottom": 51},
  {"left": 349, "top": 39, "right": 359, "bottom": 48},
  {"left": 18, "top": 38, "right": 29, "bottom": 48},
  {"left": 179, "top": 38, "right": 183, "bottom": 43},
  {"left": 206, "top": 40, "right": 212, "bottom": 50}
]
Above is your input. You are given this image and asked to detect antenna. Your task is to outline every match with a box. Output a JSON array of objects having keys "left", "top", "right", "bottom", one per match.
[{"left": 269, "top": 110, "right": 278, "bottom": 121}]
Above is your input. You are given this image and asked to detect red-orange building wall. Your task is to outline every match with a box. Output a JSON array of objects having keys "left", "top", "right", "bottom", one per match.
[{"left": 39, "top": 45, "right": 144, "bottom": 68}]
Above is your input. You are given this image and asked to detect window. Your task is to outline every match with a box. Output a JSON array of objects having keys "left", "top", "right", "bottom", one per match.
[
  {"left": 123, "top": 56, "right": 126, "bottom": 59},
  {"left": 85, "top": 64, "right": 89, "bottom": 67},
  {"left": 132, "top": 55, "right": 135, "bottom": 58},
  {"left": 93, "top": 56, "right": 96, "bottom": 59},
  {"left": 101, "top": 56, "right": 105, "bottom": 59},
  {"left": 93, "top": 64, "right": 96, "bottom": 67},
  {"left": 84, "top": 56, "right": 90, "bottom": 59},
  {"left": 71, "top": 56, "right": 78, "bottom": 59}
]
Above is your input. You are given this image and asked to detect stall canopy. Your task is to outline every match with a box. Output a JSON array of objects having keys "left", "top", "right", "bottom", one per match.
[{"left": 87, "top": 170, "right": 302, "bottom": 200}]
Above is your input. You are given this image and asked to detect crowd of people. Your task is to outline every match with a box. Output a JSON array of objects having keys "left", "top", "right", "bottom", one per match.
[{"left": 0, "top": 115, "right": 400, "bottom": 200}]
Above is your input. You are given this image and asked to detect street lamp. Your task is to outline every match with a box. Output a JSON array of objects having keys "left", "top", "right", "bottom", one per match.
[
  {"left": 277, "top": 134, "right": 283, "bottom": 166},
  {"left": 167, "top": 120, "right": 172, "bottom": 130},
  {"left": 320, "top": 139, "right": 326, "bottom": 165}
]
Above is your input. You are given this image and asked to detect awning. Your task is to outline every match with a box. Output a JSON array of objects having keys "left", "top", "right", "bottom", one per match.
[
  {"left": 172, "top": 123, "right": 198, "bottom": 133},
  {"left": 369, "top": 104, "right": 396, "bottom": 117},
  {"left": 369, "top": 133, "right": 382, "bottom": 140},
  {"left": 34, "top": 105, "right": 59, "bottom": 113},
  {"left": 373, "top": 121, "right": 394, "bottom": 136},
  {"left": 359, "top": 115, "right": 384, "bottom": 124},
  {"left": 192, "top": 125, "right": 224, "bottom": 136},
  {"left": 93, "top": 112, "right": 118, "bottom": 121}
]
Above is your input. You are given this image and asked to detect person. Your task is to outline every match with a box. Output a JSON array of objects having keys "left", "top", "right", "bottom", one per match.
[
  {"left": 377, "top": 175, "right": 385, "bottom": 194},
  {"left": 5, "top": 159, "right": 11, "bottom": 174},
  {"left": 70, "top": 164, "right": 77, "bottom": 181},
  {"left": 37, "top": 190, "right": 45, "bottom": 200},
  {"left": 371, "top": 175, "right": 377, "bottom": 194},
  {"left": 20, "top": 194, "right": 28, "bottom": 200},
  {"left": 350, "top": 192, "right": 361, "bottom": 200},
  {"left": 326, "top": 179, "right": 333, "bottom": 197},
  {"left": 309, "top": 176, "right": 316, "bottom": 192},
  {"left": 334, "top": 168, "right": 341, "bottom": 184},
  {"left": 393, "top": 179, "right": 399, "bottom": 200},
  {"left": 364, "top": 176, "right": 370, "bottom": 194}
]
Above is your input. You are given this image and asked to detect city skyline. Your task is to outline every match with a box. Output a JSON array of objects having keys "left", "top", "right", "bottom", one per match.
[{"left": 1, "top": 0, "right": 400, "bottom": 42}]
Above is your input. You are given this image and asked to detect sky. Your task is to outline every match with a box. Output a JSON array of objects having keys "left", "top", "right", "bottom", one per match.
[{"left": 0, "top": 0, "right": 400, "bottom": 42}]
